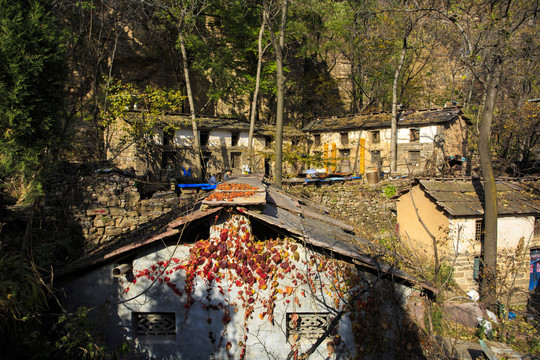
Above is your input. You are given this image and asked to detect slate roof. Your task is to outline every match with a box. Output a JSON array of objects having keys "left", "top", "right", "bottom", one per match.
[
  {"left": 302, "top": 107, "right": 468, "bottom": 132},
  {"left": 56, "top": 175, "right": 437, "bottom": 294},
  {"left": 157, "top": 114, "right": 304, "bottom": 136},
  {"left": 162, "top": 114, "right": 255, "bottom": 131},
  {"left": 418, "top": 179, "right": 540, "bottom": 217}
]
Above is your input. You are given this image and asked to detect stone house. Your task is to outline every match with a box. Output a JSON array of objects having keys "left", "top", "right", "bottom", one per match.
[
  {"left": 302, "top": 106, "right": 470, "bottom": 176},
  {"left": 396, "top": 178, "right": 540, "bottom": 303},
  {"left": 107, "top": 114, "right": 271, "bottom": 181},
  {"left": 57, "top": 176, "right": 436, "bottom": 360}
]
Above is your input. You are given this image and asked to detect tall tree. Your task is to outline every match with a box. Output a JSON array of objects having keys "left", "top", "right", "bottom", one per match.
[
  {"left": 436, "top": 0, "right": 539, "bottom": 307},
  {"left": 0, "top": 0, "right": 65, "bottom": 197},
  {"left": 264, "top": 0, "right": 289, "bottom": 187},
  {"left": 0, "top": 0, "right": 65, "bottom": 259},
  {"left": 248, "top": 10, "right": 268, "bottom": 171},
  {"left": 145, "top": 0, "right": 210, "bottom": 179}
]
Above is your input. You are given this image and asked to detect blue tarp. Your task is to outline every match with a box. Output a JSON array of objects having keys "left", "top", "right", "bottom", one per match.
[{"left": 177, "top": 183, "right": 217, "bottom": 190}]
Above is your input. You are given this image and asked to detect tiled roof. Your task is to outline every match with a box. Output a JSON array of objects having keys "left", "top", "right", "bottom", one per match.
[
  {"left": 303, "top": 107, "right": 467, "bottom": 132},
  {"left": 56, "top": 176, "right": 437, "bottom": 293},
  {"left": 418, "top": 179, "right": 540, "bottom": 217}
]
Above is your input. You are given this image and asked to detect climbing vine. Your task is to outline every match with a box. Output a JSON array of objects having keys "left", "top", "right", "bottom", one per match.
[{"left": 121, "top": 211, "right": 363, "bottom": 359}]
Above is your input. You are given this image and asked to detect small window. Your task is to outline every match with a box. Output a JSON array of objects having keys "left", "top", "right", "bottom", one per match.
[
  {"left": 231, "top": 132, "right": 240, "bottom": 146},
  {"left": 265, "top": 136, "right": 272, "bottom": 147},
  {"left": 371, "top": 131, "right": 380, "bottom": 144},
  {"left": 161, "top": 152, "right": 177, "bottom": 170},
  {"left": 408, "top": 150, "right": 420, "bottom": 166},
  {"left": 163, "top": 128, "right": 175, "bottom": 146},
  {"left": 199, "top": 131, "right": 210, "bottom": 146},
  {"left": 475, "top": 220, "right": 485, "bottom": 243},
  {"left": 340, "top": 132, "right": 349, "bottom": 145},
  {"left": 473, "top": 256, "right": 482, "bottom": 282},
  {"left": 314, "top": 134, "right": 321, "bottom": 146},
  {"left": 286, "top": 312, "right": 330, "bottom": 342},
  {"left": 410, "top": 129, "right": 420, "bottom": 143},
  {"left": 134, "top": 312, "right": 176, "bottom": 339}
]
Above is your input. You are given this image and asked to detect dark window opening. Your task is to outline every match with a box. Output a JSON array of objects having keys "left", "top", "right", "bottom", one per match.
[
  {"left": 371, "top": 131, "right": 380, "bottom": 144},
  {"left": 163, "top": 128, "right": 175, "bottom": 146},
  {"left": 314, "top": 134, "right": 321, "bottom": 146},
  {"left": 231, "top": 132, "right": 240, "bottom": 146},
  {"left": 200, "top": 131, "right": 210, "bottom": 146},
  {"left": 340, "top": 132, "right": 349, "bottom": 145},
  {"left": 231, "top": 152, "right": 241, "bottom": 169},
  {"left": 161, "top": 152, "right": 177, "bottom": 171},
  {"left": 265, "top": 136, "right": 272, "bottom": 147},
  {"left": 410, "top": 129, "right": 420, "bottom": 142}
]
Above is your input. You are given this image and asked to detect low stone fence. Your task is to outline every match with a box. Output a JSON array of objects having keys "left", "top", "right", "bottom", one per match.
[
  {"left": 286, "top": 180, "right": 410, "bottom": 238},
  {"left": 44, "top": 170, "right": 196, "bottom": 248}
]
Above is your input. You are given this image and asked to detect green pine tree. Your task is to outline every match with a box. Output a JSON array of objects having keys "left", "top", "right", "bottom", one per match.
[{"left": 0, "top": 0, "right": 65, "bottom": 202}]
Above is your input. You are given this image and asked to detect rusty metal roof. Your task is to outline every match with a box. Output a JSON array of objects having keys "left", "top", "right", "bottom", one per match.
[
  {"left": 303, "top": 107, "right": 467, "bottom": 132},
  {"left": 419, "top": 179, "right": 540, "bottom": 217}
]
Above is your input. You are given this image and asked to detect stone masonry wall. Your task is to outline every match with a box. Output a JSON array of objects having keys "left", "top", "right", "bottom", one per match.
[
  {"left": 453, "top": 250, "right": 531, "bottom": 305},
  {"left": 285, "top": 179, "right": 412, "bottom": 240},
  {"left": 44, "top": 170, "right": 197, "bottom": 249}
]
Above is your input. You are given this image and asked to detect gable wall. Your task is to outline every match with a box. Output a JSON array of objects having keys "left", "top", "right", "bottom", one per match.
[
  {"left": 396, "top": 185, "right": 450, "bottom": 260},
  {"left": 59, "top": 211, "right": 423, "bottom": 359},
  {"left": 442, "top": 116, "right": 468, "bottom": 158}
]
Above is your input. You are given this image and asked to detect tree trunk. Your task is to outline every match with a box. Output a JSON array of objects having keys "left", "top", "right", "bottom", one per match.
[
  {"left": 178, "top": 31, "right": 203, "bottom": 179},
  {"left": 247, "top": 13, "right": 267, "bottom": 172},
  {"left": 478, "top": 52, "right": 503, "bottom": 310},
  {"left": 390, "top": 38, "right": 407, "bottom": 173},
  {"left": 265, "top": 0, "right": 289, "bottom": 188}
]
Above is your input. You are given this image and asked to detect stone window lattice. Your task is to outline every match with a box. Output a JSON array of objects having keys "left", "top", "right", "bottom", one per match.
[
  {"left": 475, "top": 220, "right": 485, "bottom": 243},
  {"left": 134, "top": 312, "right": 176, "bottom": 337},
  {"left": 286, "top": 312, "right": 331, "bottom": 342}
]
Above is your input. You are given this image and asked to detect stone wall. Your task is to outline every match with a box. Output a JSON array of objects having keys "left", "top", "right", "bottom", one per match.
[
  {"left": 286, "top": 179, "right": 411, "bottom": 239},
  {"left": 44, "top": 170, "right": 197, "bottom": 249},
  {"left": 452, "top": 250, "right": 531, "bottom": 305}
]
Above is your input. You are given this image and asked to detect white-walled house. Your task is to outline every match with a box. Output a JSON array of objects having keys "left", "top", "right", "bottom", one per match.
[
  {"left": 302, "top": 107, "right": 470, "bottom": 176},
  {"left": 57, "top": 176, "right": 436, "bottom": 359},
  {"left": 396, "top": 179, "right": 540, "bottom": 303},
  {"left": 106, "top": 114, "right": 270, "bottom": 180}
]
